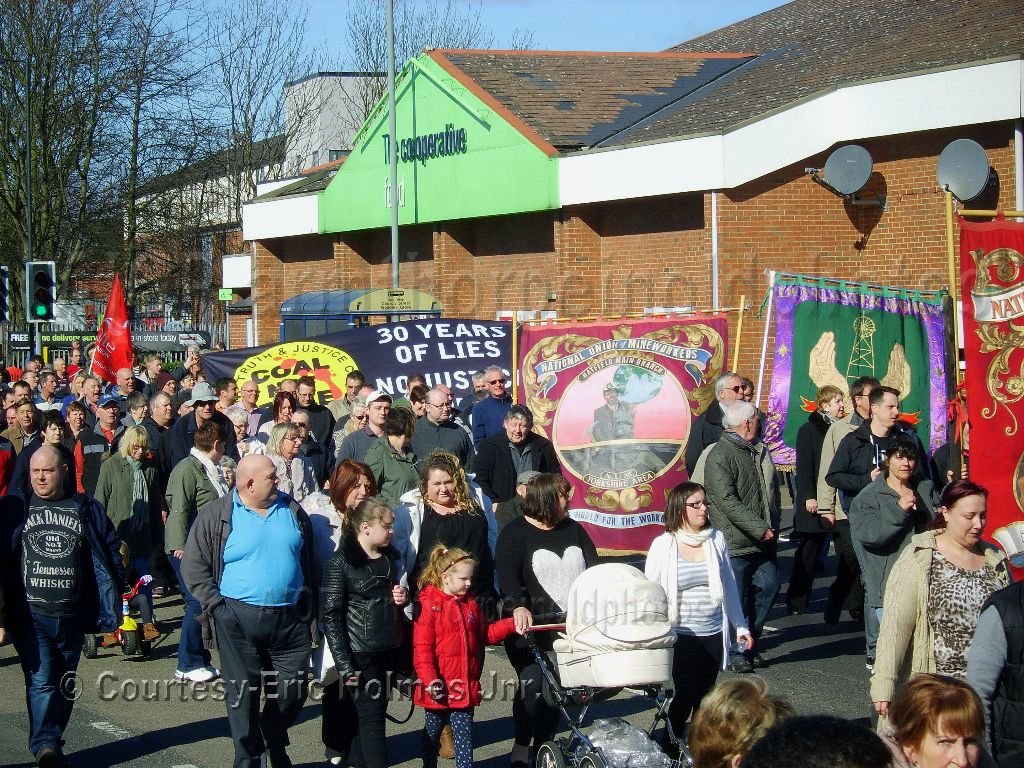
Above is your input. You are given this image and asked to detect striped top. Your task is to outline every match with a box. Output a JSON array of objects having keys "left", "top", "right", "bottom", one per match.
[{"left": 675, "top": 558, "right": 722, "bottom": 637}]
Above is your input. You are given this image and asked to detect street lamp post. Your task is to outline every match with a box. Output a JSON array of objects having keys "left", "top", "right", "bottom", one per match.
[{"left": 387, "top": 0, "right": 399, "bottom": 289}]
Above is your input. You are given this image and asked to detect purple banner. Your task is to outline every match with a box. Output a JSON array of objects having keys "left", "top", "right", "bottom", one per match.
[{"left": 764, "top": 278, "right": 946, "bottom": 469}]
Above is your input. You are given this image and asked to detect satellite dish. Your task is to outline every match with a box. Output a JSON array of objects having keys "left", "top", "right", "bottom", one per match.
[
  {"left": 822, "top": 145, "right": 873, "bottom": 196},
  {"left": 937, "top": 139, "right": 990, "bottom": 201}
]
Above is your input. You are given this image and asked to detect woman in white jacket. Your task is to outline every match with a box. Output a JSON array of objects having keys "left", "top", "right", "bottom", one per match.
[
  {"left": 392, "top": 452, "right": 498, "bottom": 613},
  {"left": 645, "top": 481, "right": 752, "bottom": 743}
]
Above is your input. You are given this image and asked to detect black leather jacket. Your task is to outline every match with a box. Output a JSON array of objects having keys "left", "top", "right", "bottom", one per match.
[{"left": 322, "top": 531, "right": 403, "bottom": 679}]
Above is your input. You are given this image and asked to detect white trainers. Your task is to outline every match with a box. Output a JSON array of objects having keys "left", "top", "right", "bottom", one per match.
[{"left": 175, "top": 666, "right": 219, "bottom": 683}]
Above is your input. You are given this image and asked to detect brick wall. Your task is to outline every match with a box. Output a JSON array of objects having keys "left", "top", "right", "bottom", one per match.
[
  {"left": 250, "top": 121, "right": 1019, "bottom": 404},
  {"left": 716, "top": 122, "right": 1016, "bottom": 402},
  {"left": 227, "top": 313, "right": 248, "bottom": 349},
  {"left": 253, "top": 234, "right": 333, "bottom": 341}
]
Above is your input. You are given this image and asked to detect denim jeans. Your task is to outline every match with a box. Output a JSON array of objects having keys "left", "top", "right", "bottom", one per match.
[
  {"left": 730, "top": 552, "right": 780, "bottom": 643},
  {"left": 13, "top": 611, "right": 84, "bottom": 755},
  {"left": 169, "top": 554, "right": 211, "bottom": 672}
]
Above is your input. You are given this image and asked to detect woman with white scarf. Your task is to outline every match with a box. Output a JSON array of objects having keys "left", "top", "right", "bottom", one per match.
[
  {"left": 645, "top": 481, "right": 751, "bottom": 743},
  {"left": 266, "top": 421, "right": 317, "bottom": 503}
]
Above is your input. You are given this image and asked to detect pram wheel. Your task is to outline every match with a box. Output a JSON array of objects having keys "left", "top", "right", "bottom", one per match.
[
  {"left": 577, "top": 751, "right": 607, "bottom": 768},
  {"left": 83, "top": 634, "right": 98, "bottom": 659},
  {"left": 536, "top": 742, "right": 566, "bottom": 768}
]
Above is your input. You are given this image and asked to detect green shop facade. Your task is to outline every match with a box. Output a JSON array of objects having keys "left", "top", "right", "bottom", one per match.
[{"left": 252, "top": 51, "right": 567, "bottom": 342}]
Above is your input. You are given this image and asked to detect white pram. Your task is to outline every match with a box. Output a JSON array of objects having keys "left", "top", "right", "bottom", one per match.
[
  {"left": 529, "top": 564, "right": 691, "bottom": 768},
  {"left": 554, "top": 563, "right": 676, "bottom": 688}
]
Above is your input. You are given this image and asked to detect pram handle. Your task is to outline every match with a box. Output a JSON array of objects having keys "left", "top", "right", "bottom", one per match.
[{"left": 527, "top": 623, "right": 566, "bottom": 633}]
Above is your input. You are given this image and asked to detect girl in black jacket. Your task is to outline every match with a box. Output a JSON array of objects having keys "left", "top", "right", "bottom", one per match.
[
  {"left": 786, "top": 386, "right": 845, "bottom": 613},
  {"left": 321, "top": 497, "right": 409, "bottom": 768}
]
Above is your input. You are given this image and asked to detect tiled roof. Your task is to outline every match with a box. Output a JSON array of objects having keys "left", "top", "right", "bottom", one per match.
[
  {"left": 139, "top": 135, "right": 286, "bottom": 196},
  {"left": 434, "top": 51, "right": 754, "bottom": 152},
  {"left": 621, "top": 0, "right": 1024, "bottom": 146},
  {"left": 434, "top": 1, "right": 1022, "bottom": 152}
]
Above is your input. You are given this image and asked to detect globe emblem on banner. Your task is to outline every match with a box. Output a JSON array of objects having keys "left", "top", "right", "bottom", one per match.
[
  {"left": 553, "top": 363, "right": 690, "bottom": 491},
  {"left": 612, "top": 364, "right": 664, "bottom": 404}
]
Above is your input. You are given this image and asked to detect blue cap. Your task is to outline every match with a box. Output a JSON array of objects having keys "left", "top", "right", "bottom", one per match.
[{"left": 98, "top": 394, "right": 121, "bottom": 408}]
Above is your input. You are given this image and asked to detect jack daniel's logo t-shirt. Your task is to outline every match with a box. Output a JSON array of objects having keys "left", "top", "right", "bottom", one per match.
[{"left": 22, "top": 498, "right": 83, "bottom": 615}]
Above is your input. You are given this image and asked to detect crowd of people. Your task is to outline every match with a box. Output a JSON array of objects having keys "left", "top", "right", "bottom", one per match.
[{"left": 0, "top": 351, "right": 1018, "bottom": 768}]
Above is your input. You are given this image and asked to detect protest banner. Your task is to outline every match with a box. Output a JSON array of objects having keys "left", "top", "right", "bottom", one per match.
[
  {"left": 959, "top": 217, "right": 1024, "bottom": 565},
  {"left": 201, "top": 319, "right": 511, "bottom": 407},
  {"left": 763, "top": 276, "right": 947, "bottom": 469},
  {"left": 519, "top": 316, "right": 728, "bottom": 552}
]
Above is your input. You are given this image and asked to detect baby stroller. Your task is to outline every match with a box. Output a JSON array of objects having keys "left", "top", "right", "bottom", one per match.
[{"left": 529, "top": 564, "right": 693, "bottom": 768}]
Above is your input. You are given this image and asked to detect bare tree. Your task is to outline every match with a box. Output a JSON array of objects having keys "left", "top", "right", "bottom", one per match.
[
  {"left": 125, "top": 0, "right": 325, "bottom": 324},
  {"left": 116, "top": 0, "right": 211, "bottom": 302},
  {"left": 337, "top": 0, "right": 536, "bottom": 138},
  {"left": 0, "top": 0, "right": 132, "bottom": 307},
  {"left": 202, "top": 0, "right": 327, "bottom": 222}
]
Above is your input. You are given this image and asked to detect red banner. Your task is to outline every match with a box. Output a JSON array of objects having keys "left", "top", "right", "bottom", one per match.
[
  {"left": 959, "top": 217, "right": 1024, "bottom": 567},
  {"left": 91, "top": 274, "right": 133, "bottom": 385},
  {"left": 519, "top": 316, "right": 729, "bottom": 553}
]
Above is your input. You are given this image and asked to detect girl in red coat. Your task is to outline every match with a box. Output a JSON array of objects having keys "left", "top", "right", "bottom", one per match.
[{"left": 414, "top": 545, "right": 519, "bottom": 768}]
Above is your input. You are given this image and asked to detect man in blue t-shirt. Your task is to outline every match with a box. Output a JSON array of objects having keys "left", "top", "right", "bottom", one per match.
[{"left": 182, "top": 454, "right": 319, "bottom": 768}]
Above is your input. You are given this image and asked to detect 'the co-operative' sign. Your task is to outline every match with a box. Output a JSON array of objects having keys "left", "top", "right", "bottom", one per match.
[{"left": 384, "top": 123, "right": 468, "bottom": 166}]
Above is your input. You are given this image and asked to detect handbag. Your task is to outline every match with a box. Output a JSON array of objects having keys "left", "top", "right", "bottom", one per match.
[{"left": 313, "top": 631, "right": 338, "bottom": 686}]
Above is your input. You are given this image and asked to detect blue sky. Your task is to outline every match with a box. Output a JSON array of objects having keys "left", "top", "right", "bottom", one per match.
[{"left": 308, "top": 0, "right": 789, "bottom": 56}]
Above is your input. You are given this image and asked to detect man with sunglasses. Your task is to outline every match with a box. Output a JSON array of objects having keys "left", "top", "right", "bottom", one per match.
[
  {"left": 471, "top": 365, "right": 513, "bottom": 446},
  {"left": 685, "top": 371, "right": 746, "bottom": 476}
]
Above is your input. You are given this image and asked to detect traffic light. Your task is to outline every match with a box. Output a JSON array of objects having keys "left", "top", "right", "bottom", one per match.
[
  {"left": 25, "top": 261, "right": 56, "bottom": 322},
  {"left": 0, "top": 266, "right": 9, "bottom": 324}
]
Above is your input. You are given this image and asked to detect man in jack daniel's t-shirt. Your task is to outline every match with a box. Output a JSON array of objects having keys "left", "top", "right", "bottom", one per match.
[
  {"left": 0, "top": 445, "right": 124, "bottom": 768},
  {"left": 22, "top": 496, "right": 84, "bottom": 614}
]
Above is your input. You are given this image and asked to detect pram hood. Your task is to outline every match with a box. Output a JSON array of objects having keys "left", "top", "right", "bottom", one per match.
[{"left": 563, "top": 563, "right": 672, "bottom": 647}]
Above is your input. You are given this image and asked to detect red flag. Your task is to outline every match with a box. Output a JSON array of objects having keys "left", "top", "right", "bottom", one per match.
[{"left": 92, "top": 274, "right": 133, "bottom": 384}]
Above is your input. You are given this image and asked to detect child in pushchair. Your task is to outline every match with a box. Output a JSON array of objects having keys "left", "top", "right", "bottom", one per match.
[{"left": 527, "top": 563, "right": 693, "bottom": 768}]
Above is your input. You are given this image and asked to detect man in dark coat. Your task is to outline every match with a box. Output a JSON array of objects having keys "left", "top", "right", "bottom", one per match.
[
  {"left": 411, "top": 386, "right": 474, "bottom": 471},
  {"left": 826, "top": 384, "right": 928, "bottom": 661},
  {"left": 0, "top": 446, "right": 125, "bottom": 767},
  {"left": 167, "top": 382, "right": 238, "bottom": 467},
  {"left": 296, "top": 375, "right": 336, "bottom": 456},
  {"left": 474, "top": 405, "right": 560, "bottom": 516}
]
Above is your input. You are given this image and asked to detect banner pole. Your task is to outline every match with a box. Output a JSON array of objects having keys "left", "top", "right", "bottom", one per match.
[
  {"left": 945, "top": 190, "right": 962, "bottom": 385},
  {"left": 731, "top": 295, "right": 746, "bottom": 372},
  {"left": 957, "top": 208, "right": 1024, "bottom": 218},
  {"left": 511, "top": 311, "right": 519, "bottom": 404},
  {"left": 756, "top": 273, "right": 776, "bottom": 403}
]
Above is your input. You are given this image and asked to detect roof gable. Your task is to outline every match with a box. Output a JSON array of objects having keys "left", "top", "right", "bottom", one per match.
[{"left": 320, "top": 53, "right": 559, "bottom": 232}]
